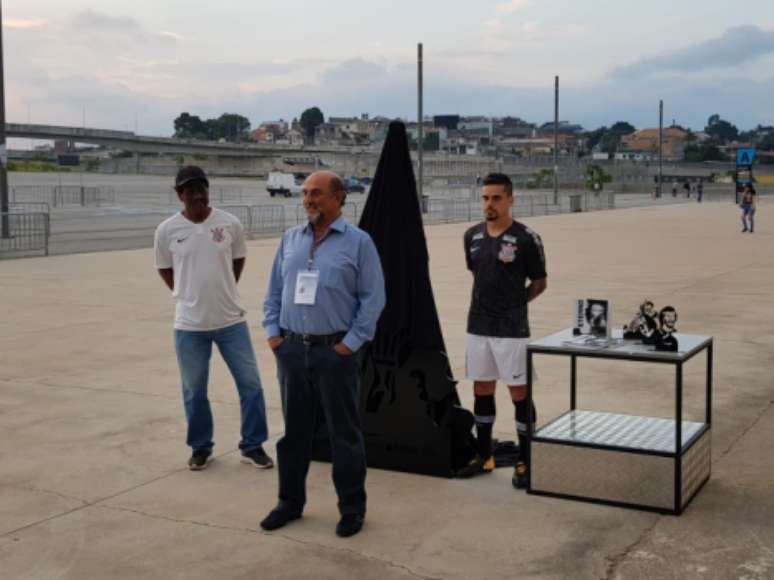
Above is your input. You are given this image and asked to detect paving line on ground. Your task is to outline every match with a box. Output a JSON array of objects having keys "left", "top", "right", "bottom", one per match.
[{"left": 0, "top": 437, "right": 285, "bottom": 540}]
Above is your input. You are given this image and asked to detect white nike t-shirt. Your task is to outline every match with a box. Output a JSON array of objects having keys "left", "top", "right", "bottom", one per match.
[{"left": 154, "top": 208, "right": 248, "bottom": 331}]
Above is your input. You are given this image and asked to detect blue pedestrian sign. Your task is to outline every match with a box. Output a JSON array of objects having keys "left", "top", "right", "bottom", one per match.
[{"left": 736, "top": 148, "right": 756, "bottom": 167}]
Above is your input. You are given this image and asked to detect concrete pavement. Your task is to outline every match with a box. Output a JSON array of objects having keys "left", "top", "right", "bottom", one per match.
[{"left": 1, "top": 199, "right": 772, "bottom": 579}]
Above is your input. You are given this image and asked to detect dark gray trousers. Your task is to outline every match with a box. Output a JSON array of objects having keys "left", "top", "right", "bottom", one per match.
[{"left": 274, "top": 340, "right": 366, "bottom": 515}]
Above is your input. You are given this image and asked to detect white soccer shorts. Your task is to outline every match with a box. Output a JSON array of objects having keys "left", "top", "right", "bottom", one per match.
[{"left": 465, "top": 334, "right": 530, "bottom": 385}]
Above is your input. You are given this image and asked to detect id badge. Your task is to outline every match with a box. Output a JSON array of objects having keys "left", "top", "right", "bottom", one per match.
[{"left": 295, "top": 270, "right": 320, "bottom": 305}]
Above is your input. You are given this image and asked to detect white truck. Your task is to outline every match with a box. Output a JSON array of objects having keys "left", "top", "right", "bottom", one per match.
[{"left": 266, "top": 171, "right": 306, "bottom": 197}]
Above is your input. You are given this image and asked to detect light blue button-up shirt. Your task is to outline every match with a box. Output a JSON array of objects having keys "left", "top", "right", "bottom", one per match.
[{"left": 263, "top": 216, "right": 386, "bottom": 352}]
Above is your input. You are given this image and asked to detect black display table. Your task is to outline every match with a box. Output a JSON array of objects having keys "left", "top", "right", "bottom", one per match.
[{"left": 526, "top": 329, "right": 713, "bottom": 514}]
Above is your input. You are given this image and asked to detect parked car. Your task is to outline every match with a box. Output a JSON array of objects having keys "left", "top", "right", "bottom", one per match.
[
  {"left": 266, "top": 171, "right": 306, "bottom": 197},
  {"left": 344, "top": 177, "right": 365, "bottom": 193}
]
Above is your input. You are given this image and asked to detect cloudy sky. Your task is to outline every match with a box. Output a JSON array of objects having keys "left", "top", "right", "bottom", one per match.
[{"left": 5, "top": 0, "right": 774, "bottom": 137}]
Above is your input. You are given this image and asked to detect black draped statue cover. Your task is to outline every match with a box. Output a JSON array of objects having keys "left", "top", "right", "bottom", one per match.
[{"left": 312, "top": 121, "right": 474, "bottom": 477}]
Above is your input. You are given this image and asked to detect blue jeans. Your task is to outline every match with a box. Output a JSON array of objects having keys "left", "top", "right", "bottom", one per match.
[
  {"left": 174, "top": 321, "right": 268, "bottom": 453},
  {"left": 274, "top": 339, "right": 366, "bottom": 516},
  {"left": 742, "top": 205, "right": 755, "bottom": 231}
]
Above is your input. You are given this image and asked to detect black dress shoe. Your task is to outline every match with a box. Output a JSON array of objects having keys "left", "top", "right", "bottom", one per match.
[
  {"left": 260, "top": 508, "right": 302, "bottom": 531},
  {"left": 335, "top": 513, "right": 364, "bottom": 537}
]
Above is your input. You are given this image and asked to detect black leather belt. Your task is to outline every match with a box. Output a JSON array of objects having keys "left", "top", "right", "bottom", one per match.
[{"left": 281, "top": 330, "right": 346, "bottom": 346}]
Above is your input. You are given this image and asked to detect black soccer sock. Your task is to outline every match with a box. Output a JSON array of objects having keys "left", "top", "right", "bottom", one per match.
[
  {"left": 514, "top": 400, "right": 537, "bottom": 465},
  {"left": 473, "top": 394, "right": 496, "bottom": 459}
]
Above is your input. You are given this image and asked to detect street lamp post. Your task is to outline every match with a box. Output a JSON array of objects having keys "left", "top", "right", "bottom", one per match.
[
  {"left": 553, "top": 75, "right": 559, "bottom": 205},
  {"left": 658, "top": 100, "right": 663, "bottom": 197},
  {"left": 417, "top": 42, "right": 423, "bottom": 204},
  {"left": 1, "top": 1, "right": 10, "bottom": 238}
]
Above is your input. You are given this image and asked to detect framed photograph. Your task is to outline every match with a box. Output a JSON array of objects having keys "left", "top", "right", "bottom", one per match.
[{"left": 573, "top": 298, "right": 610, "bottom": 337}]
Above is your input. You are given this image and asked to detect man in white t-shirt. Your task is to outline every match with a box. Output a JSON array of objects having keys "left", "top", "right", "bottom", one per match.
[{"left": 154, "top": 166, "right": 272, "bottom": 471}]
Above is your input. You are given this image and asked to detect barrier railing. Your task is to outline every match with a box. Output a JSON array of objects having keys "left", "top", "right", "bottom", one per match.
[
  {"left": 294, "top": 202, "right": 361, "bottom": 225},
  {"left": 168, "top": 185, "right": 248, "bottom": 205},
  {"left": 6, "top": 189, "right": 740, "bottom": 258},
  {"left": 9, "top": 202, "right": 51, "bottom": 214},
  {"left": 250, "top": 205, "right": 286, "bottom": 235},
  {"left": 11, "top": 185, "right": 116, "bottom": 208},
  {"left": 0, "top": 212, "right": 50, "bottom": 257},
  {"left": 219, "top": 205, "right": 252, "bottom": 231},
  {"left": 221, "top": 204, "right": 286, "bottom": 237}
]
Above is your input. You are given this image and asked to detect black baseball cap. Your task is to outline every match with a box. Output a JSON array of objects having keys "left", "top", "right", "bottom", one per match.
[{"left": 175, "top": 165, "right": 209, "bottom": 189}]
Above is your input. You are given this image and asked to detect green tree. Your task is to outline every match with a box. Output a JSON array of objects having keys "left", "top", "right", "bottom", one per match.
[
  {"left": 300, "top": 107, "right": 325, "bottom": 138},
  {"left": 683, "top": 144, "right": 727, "bottom": 162},
  {"left": 609, "top": 121, "right": 636, "bottom": 135},
  {"left": 210, "top": 113, "right": 251, "bottom": 141},
  {"left": 585, "top": 126, "right": 608, "bottom": 151},
  {"left": 173, "top": 112, "right": 250, "bottom": 141},
  {"left": 585, "top": 164, "right": 612, "bottom": 190},
  {"left": 705, "top": 114, "right": 739, "bottom": 143},
  {"left": 173, "top": 112, "right": 207, "bottom": 138},
  {"left": 758, "top": 132, "right": 774, "bottom": 151}
]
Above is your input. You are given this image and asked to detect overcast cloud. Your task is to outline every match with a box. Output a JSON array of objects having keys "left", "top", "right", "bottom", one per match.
[
  {"left": 4, "top": 1, "right": 774, "bottom": 137},
  {"left": 611, "top": 25, "right": 774, "bottom": 79}
]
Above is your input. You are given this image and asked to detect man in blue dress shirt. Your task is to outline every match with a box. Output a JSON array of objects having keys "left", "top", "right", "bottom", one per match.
[{"left": 260, "top": 170, "right": 386, "bottom": 538}]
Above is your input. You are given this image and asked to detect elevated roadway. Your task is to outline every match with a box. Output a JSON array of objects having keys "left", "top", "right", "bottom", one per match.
[{"left": 5, "top": 122, "right": 365, "bottom": 158}]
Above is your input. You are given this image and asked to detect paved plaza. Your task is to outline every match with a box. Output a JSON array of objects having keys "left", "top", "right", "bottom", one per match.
[{"left": 1, "top": 199, "right": 772, "bottom": 579}]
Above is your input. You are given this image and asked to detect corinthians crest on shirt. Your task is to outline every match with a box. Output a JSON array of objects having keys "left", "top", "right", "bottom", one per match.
[
  {"left": 498, "top": 242, "right": 517, "bottom": 263},
  {"left": 211, "top": 227, "right": 225, "bottom": 243}
]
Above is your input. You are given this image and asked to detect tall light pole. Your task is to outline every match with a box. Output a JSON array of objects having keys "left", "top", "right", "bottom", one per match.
[
  {"left": 658, "top": 99, "right": 663, "bottom": 197},
  {"left": 553, "top": 75, "right": 559, "bottom": 205},
  {"left": 417, "top": 42, "right": 423, "bottom": 203},
  {"left": 1, "top": 1, "right": 10, "bottom": 238}
]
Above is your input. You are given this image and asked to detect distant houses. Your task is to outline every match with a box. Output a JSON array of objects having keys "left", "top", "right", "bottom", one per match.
[{"left": 246, "top": 114, "right": 731, "bottom": 164}]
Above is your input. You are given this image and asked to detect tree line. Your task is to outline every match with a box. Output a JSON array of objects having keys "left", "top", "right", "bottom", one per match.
[
  {"left": 173, "top": 107, "right": 325, "bottom": 142},
  {"left": 173, "top": 109, "right": 774, "bottom": 162}
]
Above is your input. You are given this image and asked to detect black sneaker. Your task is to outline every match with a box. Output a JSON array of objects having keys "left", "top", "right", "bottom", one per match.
[
  {"left": 241, "top": 447, "right": 274, "bottom": 469},
  {"left": 455, "top": 455, "right": 495, "bottom": 478},
  {"left": 336, "top": 513, "right": 365, "bottom": 538},
  {"left": 188, "top": 449, "right": 213, "bottom": 471},
  {"left": 512, "top": 461, "right": 528, "bottom": 489}
]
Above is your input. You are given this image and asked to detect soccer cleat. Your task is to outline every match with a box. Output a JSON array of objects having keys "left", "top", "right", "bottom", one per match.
[
  {"left": 240, "top": 446, "right": 274, "bottom": 469},
  {"left": 456, "top": 455, "right": 495, "bottom": 478},
  {"left": 512, "top": 461, "right": 528, "bottom": 489},
  {"left": 188, "top": 449, "right": 213, "bottom": 471}
]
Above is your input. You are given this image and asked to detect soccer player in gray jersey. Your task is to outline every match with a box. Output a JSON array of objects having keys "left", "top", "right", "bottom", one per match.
[{"left": 458, "top": 173, "right": 547, "bottom": 488}]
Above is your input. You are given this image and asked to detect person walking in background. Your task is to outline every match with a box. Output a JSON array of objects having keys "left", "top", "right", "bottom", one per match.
[{"left": 740, "top": 184, "right": 757, "bottom": 233}]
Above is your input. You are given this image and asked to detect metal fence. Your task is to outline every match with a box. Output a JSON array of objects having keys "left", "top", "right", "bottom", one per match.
[
  {"left": 168, "top": 186, "right": 251, "bottom": 205},
  {"left": 250, "top": 205, "right": 286, "bottom": 235},
  {"left": 220, "top": 204, "right": 287, "bottom": 237},
  {"left": 8, "top": 202, "right": 51, "bottom": 214},
  {"left": 419, "top": 192, "right": 598, "bottom": 224},
  {"left": 6, "top": 190, "right": 742, "bottom": 258},
  {"left": 11, "top": 185, "right": 116, "bottom": 208},
  {"left": 293, "top": 201, "right": 362, "bottom": 225},
  {"left": 0, "top": 212, "right": 50, "bottom": 257}
]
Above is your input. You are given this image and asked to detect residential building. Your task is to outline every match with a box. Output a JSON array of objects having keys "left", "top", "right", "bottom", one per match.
[{"left": 619, "top": 127, "right": 688, "bottom": 160}]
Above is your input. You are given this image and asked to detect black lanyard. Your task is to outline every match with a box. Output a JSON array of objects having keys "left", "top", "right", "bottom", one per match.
[{"left": 307, "top": 229, "right": 332, "bottom": 270}]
